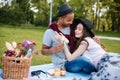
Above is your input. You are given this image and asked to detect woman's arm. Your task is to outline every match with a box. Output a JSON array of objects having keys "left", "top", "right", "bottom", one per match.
[
  {"left": 54, "top": 31, "right": 88, "bottom": 61},
  {"left": 64, "top": 41, "right": 88, "bottom": 61}
]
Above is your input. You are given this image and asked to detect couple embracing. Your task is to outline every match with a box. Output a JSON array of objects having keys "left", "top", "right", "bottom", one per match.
[{"left": 41, "top": 3, "right": 120, "bottom": 80}]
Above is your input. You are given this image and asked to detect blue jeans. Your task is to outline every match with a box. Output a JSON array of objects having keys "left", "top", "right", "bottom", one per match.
[{"left": 65, "top": 56, "right": 96, "bottom": 74}]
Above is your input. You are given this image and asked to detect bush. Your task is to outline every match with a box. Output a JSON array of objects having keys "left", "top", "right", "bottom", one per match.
[{"left": 0, "top": 7, "right": 25, "bottom": 25}]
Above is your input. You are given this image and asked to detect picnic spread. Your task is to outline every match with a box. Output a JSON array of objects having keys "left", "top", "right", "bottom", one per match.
[
  {"left": 0, "top": 40, "right": 89, "bottom": 80},
  {"left": 0, "top": 63, "right": 89, "bottom": 80},
  {"left": 1, "top": 40, "right": 120, "bottom": 80}
]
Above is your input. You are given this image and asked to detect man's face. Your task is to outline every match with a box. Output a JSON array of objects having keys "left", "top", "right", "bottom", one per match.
[{"left": 60, "top": 13, "right": 74, "bottom": 28}]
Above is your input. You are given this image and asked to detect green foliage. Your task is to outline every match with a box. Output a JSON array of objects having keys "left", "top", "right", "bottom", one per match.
[
  {"left": 16, "top": 0, "right": 34, "bottom": 24},
  {"left": 31, "top": 0, "right": 50, "bottom": 26},
  {"left": 0, "top": 0, "right": 34, "bottom": 25},
  {"left": 0, "top": 0, "right": 120, "bottom": 32},
  {"left": 69, "top": 0, "right": 95, "bottom": 19},
  {"left": 0, "top": 6, "right": 25, "bottom": 25},
  {"left": 100, "top": 0, "right": 120, "bottom": 32}
]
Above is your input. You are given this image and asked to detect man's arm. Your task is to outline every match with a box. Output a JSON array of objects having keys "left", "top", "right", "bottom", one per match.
[{"left": 41, "top": 44, "right": 64, "bottom": 55}]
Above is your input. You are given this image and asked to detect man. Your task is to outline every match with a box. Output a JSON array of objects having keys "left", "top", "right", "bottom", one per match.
[{"left": 41, "top": 3, "right": 74, "bottom": 68}]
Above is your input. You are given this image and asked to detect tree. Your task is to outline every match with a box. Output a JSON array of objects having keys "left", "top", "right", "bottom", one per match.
[
  {"left": 16, "top": 0, "right": 34, "bottom": 24},
  {"left": 31, "top": 0, "right": 50, "bottom": 26},
  {"left": 100, "top": 0, "right": 120, "bottom": 32},
  {"left": 114, "top": 0, "right": 120, "bottom": 32},
  {"left": 69, "top": 0, "right": 97, "bottom": 32},
  {"left": 0, "top": 0, "right": 25, "bottom": 25}
]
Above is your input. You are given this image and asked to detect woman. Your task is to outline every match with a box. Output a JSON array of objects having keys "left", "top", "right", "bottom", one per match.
[{"left": 55, "top": 19, "right": 120, "bottom": 80}]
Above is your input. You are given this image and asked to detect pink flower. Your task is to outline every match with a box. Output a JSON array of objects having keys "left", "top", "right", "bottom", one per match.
[
  {"left": 18, "top": 40, "right": 39, "bottom": 57},
  {"left": 35, "top": 51, "right": 39, "bottom": 55}
]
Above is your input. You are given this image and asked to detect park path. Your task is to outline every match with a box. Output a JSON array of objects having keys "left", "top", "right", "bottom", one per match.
[{"left": 97, "top": 36, "right": 120, "bottom": 41}]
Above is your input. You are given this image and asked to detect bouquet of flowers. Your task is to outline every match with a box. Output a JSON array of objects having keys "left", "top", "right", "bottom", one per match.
[{"left": 4, "top": 40, "right": 39, "bottom": 58}]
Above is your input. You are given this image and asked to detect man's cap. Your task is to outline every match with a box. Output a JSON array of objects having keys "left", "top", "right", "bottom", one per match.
[{"left": 57, "top": 3, "right": 73, "bottom": 17}]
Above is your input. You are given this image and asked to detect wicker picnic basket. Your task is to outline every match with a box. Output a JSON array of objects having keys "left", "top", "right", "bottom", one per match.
[{"left": 2, "top": 56, "right": 32, "bottom": 79}]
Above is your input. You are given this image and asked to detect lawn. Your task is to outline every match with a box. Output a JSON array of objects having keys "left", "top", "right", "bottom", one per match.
[
  {"left": 96, "top": 31, "right": 120, "bottom": 37},
  {"left": 0, "top": 24, "right": 120, "bottom": 68}
]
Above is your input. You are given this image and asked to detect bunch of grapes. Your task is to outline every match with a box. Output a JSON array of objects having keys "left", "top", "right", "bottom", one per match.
[{"left": 4, "top": 50, "right": 16, "bottom": 57}]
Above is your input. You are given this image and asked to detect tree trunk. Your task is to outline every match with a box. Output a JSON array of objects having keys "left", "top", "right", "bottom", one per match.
[
  {"left": 111, "top": 13, "right": 116, "bottom": 31},
  {"left": 117, "top": 12, "right": 120, "bottom": 32},
  {"left": 98, "top": 17, "right": 100, "bottom": 31}
]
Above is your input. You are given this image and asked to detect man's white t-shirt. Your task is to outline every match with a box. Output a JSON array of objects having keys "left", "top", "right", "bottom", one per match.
[{"left": 42, "top": 27, "right": 70, "bottom": 68}]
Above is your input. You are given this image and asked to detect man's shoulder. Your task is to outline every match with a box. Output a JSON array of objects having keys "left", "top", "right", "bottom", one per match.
[
  {"left": 44, "top": 29, "right": 55, "bottom": 35},
  {"left": 45, "top": 29, "right": 54, "bottom": 33}
]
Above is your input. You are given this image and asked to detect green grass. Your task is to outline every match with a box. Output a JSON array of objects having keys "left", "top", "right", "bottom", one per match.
[
  {"left": 96, "top": 31, "right": 120, "bottom": 37},
  {"left": 96, "top": 31, "right": 120, "bottom": 53},
  {"left": 0, "top": 24, "right": 120, "bottom": 68},
  {"left": 100, "top": 39, "right": 120, "bottom": 53}
]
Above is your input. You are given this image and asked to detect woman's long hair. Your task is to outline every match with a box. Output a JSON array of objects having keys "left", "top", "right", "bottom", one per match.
[{"left": 74, "top": 23, "right": 91, "bottom": 50}]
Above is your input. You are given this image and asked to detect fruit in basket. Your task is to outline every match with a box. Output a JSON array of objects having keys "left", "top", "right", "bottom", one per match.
[{"left": 4, "top": 50, "right": 16, "bottom": 57}]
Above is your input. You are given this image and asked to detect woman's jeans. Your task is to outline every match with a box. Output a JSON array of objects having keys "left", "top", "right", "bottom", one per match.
[{"left": 65, "top": 56, "right": 96, "bottom": 74}]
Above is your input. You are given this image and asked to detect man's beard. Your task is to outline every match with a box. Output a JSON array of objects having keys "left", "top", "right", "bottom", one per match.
[{"left": 62, "top": 23, "right": 70, "bottom": 28}]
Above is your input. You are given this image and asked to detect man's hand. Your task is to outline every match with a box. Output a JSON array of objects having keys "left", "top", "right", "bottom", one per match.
[
  {"left": 93, "top": 36, "right": 106, "bottom": 51},
  {"left": 93, "top": 36, "right": 100, "bottom": 44},
  {"left": 41, "top": 43, "right": 64, "bottom": 55},
  {"left": 51, "top": 43, "right": 64, "bottom": 53}
]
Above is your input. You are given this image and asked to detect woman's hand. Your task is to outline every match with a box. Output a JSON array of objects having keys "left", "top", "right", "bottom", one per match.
[
  {"left": 55, "top": 31, "right": 69, "bottom": 44},
  {"left": 55, "top": 31, "right": 62, "bottom": 42}
]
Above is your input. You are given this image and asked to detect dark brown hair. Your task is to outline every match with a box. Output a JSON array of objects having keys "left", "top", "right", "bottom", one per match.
[
  {"left": 74, "top": 23, "right": 91, "bottom": 50},
  {"left": 74, "top": 23, "right": 106, "bottom": 51}
]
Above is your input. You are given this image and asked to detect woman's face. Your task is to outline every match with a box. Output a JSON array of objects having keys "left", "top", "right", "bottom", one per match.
[{"left": 75, "top": 23, "right": 84, "bottom": 38}]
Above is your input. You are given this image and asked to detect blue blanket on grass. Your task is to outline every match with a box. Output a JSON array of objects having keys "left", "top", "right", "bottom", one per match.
[{"left": 0, "top": 63, "right": 89, "bottom": 80}]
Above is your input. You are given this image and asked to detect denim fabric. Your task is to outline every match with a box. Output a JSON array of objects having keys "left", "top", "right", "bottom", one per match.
[{"left": 65, "top": 56, "right": 96, "bottom": 74}]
